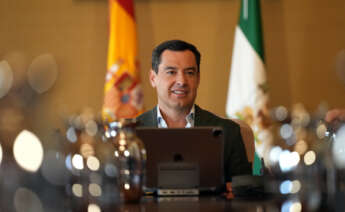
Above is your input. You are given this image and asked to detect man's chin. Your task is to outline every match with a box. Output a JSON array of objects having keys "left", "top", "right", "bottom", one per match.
[{"left": 173, "top": 102, "right": 193, "bottom": 112}]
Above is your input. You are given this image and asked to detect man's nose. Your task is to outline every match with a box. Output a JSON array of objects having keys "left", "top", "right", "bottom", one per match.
[{"left": 176, "top": 72, "right": 187, "bottom": 85}]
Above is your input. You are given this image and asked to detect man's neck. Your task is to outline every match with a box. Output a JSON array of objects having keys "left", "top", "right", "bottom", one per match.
[{"left": 158, "top": 105, "right": 192, "bottom": 128}]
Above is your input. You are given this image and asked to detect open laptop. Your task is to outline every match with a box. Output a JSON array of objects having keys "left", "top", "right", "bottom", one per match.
[{"left": 135, "top": 127, "right": 224, "bottom": 196}]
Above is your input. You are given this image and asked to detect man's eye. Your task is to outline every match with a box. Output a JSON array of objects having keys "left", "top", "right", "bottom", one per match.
[
  {"left": 187, "top": 71, "right": 196, "bottom": 76},
  {"left": 167, "top": 70, "right": 176, "bottom": 75}
]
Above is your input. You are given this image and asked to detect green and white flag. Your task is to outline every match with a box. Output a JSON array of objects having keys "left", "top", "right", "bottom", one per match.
[{"left": 226, "top": 0, "right": 270, "bottom": 175}]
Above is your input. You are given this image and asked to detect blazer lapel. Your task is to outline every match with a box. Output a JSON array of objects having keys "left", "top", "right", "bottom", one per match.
[{"left": 194, "top": 105, "right": 209, "bottom": 127}]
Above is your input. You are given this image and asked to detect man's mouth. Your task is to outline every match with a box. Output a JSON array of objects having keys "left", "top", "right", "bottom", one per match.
[{"left": 171, "top": 90, "right": 188, "bottom": 96}]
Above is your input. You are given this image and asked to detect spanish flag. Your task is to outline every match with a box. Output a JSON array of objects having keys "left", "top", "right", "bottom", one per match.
[{"left": 102, "top": 0, "right": 143, "bottom": 122}]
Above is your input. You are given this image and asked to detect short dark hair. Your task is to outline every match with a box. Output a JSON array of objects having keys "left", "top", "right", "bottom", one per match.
[{"left": 151, "top": 40, "right": 201, "bottom": 73}]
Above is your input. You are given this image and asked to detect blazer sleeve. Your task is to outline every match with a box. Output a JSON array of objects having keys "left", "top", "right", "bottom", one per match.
[{"left": 223, "top": 121, "right": 252, "bottom": 182}]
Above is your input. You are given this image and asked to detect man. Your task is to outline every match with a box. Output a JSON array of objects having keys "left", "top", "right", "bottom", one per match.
[{"left": 136, "top": 40, "right": 251, "bottom": 185}]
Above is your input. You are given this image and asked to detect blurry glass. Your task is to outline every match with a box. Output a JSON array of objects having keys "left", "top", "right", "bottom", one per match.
[
  {"left": 0, "top": 130, "right": 54, "bottom": 211},
  {"left": 264, "top": 104, "right": 339, "bottom": 211},
  {"left": 64, "top": 114, "right": 121, "bottom": 211},
  {"left": 108, "top": 119, "right": 146, "bottom": 202}
]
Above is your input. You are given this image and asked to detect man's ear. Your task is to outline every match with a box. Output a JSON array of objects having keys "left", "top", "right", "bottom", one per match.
[{"left": 149, "top": 69, "right": 157, "bottom": 88}]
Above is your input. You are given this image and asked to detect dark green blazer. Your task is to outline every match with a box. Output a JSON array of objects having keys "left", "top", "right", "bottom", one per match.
[{"left": 136, "top": 105, "right": 252, "bottom": 182}]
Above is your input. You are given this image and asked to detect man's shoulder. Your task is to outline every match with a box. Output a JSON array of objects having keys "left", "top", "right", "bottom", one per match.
[
  {"left": 136, "top": 107, "right": 156, "bottom": 127},
  {"left": 195, "top": 105, "right": 239, "bottom": 129}
]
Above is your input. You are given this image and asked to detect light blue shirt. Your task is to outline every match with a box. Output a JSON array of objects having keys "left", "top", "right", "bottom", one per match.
[{"left": 157, "top": 105, "right": 195, "bottom": 128}]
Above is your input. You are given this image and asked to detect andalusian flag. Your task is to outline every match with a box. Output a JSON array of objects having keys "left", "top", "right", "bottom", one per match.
[
  {"left": 103, "top": 0, "right": 143, "bottom": 122},
  {"left": 226, "top": 0, "right": 270, "bottom": 175}
]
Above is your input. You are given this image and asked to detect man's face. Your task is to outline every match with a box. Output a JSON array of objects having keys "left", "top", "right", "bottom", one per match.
[{"left": 150, "top": 50, "right": 200, "bottom": 112}]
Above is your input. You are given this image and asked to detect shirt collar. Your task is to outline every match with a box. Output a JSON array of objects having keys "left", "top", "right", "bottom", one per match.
[{"left": 157, "top": 105, "right": 195, "bottom": 128}]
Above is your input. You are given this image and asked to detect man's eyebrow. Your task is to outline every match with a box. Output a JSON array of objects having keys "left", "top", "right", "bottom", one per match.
[
  {"left": 184, "top": 67, "right": 197, "bottom": 71},
  {"left": 163, "top": 66, "right": 177, "bottom": 70}
]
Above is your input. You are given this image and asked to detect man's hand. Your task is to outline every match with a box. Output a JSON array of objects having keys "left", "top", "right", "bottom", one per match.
[{"left": 224, "top": 182, "right": 235, "bottom": 200}]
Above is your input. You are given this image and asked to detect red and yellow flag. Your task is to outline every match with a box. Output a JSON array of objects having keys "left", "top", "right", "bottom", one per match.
[{"left": 102, "top": 0, "right": 143, "bottom": 122}]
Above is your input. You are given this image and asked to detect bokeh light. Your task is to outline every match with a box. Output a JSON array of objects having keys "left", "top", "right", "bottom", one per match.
[
  {"left": 280, "top": 124, "right": 293, "bottom": 140},
  {"left": 279, "top": 150, "right": 300, "bottom": 172},
  {"left": 281, "top": 199, "right": 302, "bottom": 212},
  {"left": 89, "top": 183, "right": 102, "bottom": 197},
  {"left": 290, "top": 180, "right": 301, "bottom": 194},
  {"left": 87, "top": 156, "right": 100, "bottom": 171},
  {"left": 0, "top": 143, "right": 2, "bottom": 165},
  {"left": 294, "top": 140, "right": 308, "bottom": 155},
  {"left": 2, "top": 51, "right": 28, "bottom": 89},
  {"left": 72, "top": 154, "right": 84, "bottom": 170},
  {"left": 66, "top": 127, "right": 78, "bottom": 143},
  {"left": 275, "top": 106, "right": 288, "bottom": 121},
  {"left": 72, "top": 183, "right": 83, "bottom": 197},
  {"left": 316, "top": 123, "right": 327, "bottom": 139},
  {"left": 88, "top": 204, "right": 101, "bottom": 212},
  {"left": 14, "top": 188, "right": 44, "bottom": 212},
  {"left": 332, "top": 125, "right": 345, "bottom": 168},
  {"left": 290, "top": 202, "right": 302, "bottom": 212},
  {"left": 124, "top": 183, "right": 130, "bottom": 190},
  {"left": 304, "top": 151, "right": 316, "bottom": 166},
  {"left": 124, "top": 150, "right": 130, "bottom": 157},
  {"left": 65, "top": 154, "right": 73, "bottom": 171},
  {"left": 269, "top": 146, "right": 282, "bottom": 165},
  {"left": 105, "top": 163, "right": 118, "bottom": 178},
  {"left": 27, "top": 53, "right": 58, "bottom": 94},
  {"left": 110, "top": 130, "right": 117, "bottom": 137},
  {"left": 85, "top": 120, "right": 98, "bottom": 136},
  {"left": 0, "top": 60, "right": 13, "bottom": 98},
  {"left": 280, "top": 180, "right": 292, "bottom": 194},
  {"left": 80, "top": 143, "right": 95, "bottom": 158},
  {"left": 13, "top": 130, "right": 44, "bottom": 172}
]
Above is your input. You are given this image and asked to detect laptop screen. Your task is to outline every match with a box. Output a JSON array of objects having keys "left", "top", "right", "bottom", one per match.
[{"left": 135, "top": 127, "right": 224, "bottom": 190}]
